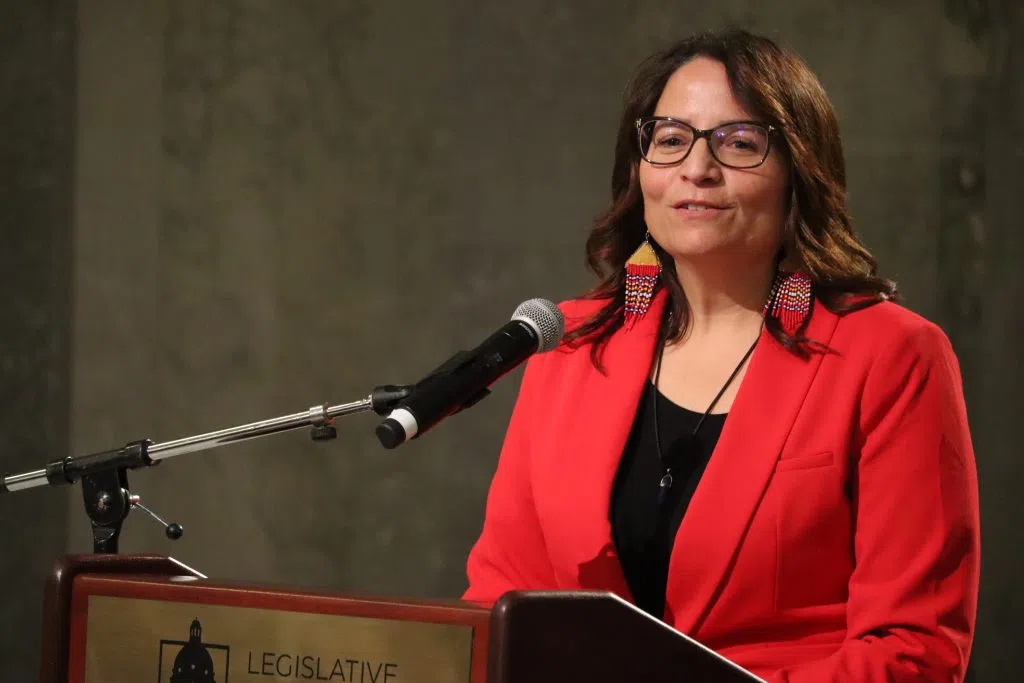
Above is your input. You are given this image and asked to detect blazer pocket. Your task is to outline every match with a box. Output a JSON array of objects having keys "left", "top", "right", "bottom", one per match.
[{"left": 774, "top": 450, "right": 834, "bottom": 472}]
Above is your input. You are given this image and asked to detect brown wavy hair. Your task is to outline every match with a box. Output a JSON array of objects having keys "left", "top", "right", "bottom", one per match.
[{"left": 566, "top": 29, "right": 897, "bottom": 366}]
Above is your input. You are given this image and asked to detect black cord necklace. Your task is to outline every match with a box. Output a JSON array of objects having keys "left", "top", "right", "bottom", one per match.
[{"left": 651, "top": 323, "right": 761, "bottom": 509}]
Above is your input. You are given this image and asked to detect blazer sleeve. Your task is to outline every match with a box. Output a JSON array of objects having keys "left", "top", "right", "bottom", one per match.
[
  {"left": 771, "top": 322, "right": 981, "bottom": 682},
  {"left": 462, "top": 354, "right": 558, "bottom": 604}
]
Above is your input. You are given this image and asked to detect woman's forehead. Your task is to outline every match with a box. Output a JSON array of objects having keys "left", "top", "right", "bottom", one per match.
[{"left": 654, "top": 58, "right": 755, "bottom": 124}]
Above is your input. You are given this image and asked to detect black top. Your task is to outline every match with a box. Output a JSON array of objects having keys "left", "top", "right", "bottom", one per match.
[{"left": 609, "top": 380, "right": 727, "bottom": 619}]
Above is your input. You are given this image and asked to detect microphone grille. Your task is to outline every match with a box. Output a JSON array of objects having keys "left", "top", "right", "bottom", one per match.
[{"left": 512, "top": 298, "right": 565, "bottom": 353}]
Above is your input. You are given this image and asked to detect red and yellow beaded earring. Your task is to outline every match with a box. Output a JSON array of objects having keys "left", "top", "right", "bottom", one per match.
[
  {"left": 764, "top": 270, "right": 813, "bottom": 334},
  {"left": 623, "top": 233, "right": 662, "bottom": 329}
]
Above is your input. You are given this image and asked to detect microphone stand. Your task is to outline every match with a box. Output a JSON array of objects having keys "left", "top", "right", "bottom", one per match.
[{"left": 0, "top": 385, "right": 410, "bottom": 554}]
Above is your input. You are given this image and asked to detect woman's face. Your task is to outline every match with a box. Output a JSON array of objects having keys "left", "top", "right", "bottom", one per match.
[{"left": 638, "top": 57, "right": 789, "bottom": 267}]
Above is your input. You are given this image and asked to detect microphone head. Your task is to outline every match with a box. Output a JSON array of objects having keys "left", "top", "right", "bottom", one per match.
[{"left": 512, "top": 298, "right": 565, "bottom": 353}]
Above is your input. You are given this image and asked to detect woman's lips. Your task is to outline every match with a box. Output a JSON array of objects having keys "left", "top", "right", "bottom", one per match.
[{"left": 673, "top": 203, "right": 729, "bottom": 219}]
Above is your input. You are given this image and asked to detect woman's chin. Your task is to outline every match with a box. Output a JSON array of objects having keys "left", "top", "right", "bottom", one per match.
[
  {"left": 657, "top": 232, "right": 778, "bottom": 266},
  {"left": 661, "top": 240, "right": 738, "bottom": 262}
]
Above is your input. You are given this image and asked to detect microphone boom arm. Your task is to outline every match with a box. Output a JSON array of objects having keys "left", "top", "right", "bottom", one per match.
[{"left": 0, "top": 385, "right": 411, "bottom": 553}]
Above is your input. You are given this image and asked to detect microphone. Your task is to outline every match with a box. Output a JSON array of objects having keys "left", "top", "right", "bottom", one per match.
[{"left": 375, "top": 298, "right": 565, "bottom": 449}]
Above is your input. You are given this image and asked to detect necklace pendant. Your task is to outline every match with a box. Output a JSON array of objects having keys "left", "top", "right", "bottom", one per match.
[{"left": 657, "top": 472, "right": 673, "bottom": 508}]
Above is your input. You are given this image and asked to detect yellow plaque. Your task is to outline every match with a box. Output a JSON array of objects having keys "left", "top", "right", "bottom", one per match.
[{"left": 83, "top": 595, "right": 474, "bottom": 683}]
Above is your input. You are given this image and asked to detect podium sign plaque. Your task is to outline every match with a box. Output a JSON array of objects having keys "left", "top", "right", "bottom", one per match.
[
  {"left": 83, "top": 595, "right": 473, "bottom": 683},
  {"left": 61, "top": 570, "right": 489, "bottom": 683}
]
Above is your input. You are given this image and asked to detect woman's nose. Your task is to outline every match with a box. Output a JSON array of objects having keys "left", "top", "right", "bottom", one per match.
[{"left": 677, "top": 138, "right": 722, "bottom": 185}]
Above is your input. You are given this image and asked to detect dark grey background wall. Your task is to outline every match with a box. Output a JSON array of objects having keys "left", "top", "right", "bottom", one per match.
[
  {"left": 0, "top": 0, "right": 75, "bottom": 679},
  {"left": 1, "top": 1, "right": 1020, "bottom": 681}
]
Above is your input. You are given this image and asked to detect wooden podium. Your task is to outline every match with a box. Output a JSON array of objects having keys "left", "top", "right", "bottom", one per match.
[{"left": 41, "top": 554, "right": 762, "bottom": 683}]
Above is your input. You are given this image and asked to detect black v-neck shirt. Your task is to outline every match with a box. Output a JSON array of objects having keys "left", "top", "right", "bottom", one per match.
[{"left": 609, "top": 380, "right": 728, "bottom": 619}]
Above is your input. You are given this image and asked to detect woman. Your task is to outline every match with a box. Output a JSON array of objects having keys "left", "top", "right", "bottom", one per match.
[{"left": 462, "top": 29, "right": 980, "bottom": 682}]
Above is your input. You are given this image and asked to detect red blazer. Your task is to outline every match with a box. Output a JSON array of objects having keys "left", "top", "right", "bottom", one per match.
[{"left": 463, "top": 291, "right": 980, "bottom": 682}]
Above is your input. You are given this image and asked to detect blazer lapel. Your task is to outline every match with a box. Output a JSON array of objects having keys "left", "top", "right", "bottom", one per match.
[
  {"left": 563, "top": 291, "right": 668, "bottom": 601},
  {"left": 664, "top": 303, "right": 840, "bottom": 634}
]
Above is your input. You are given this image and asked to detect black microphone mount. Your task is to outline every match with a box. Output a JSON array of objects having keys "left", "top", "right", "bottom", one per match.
[{"left": 0, "top": 385, "right": 411, "bottom": 554}]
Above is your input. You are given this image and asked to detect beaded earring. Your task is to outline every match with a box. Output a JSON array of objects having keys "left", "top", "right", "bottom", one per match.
[
  {"left": 623, "top": 233, "right": 661, "bottom": 328},
  {"left": 764, "top": 270, "right": 813, "bottom": 334}
]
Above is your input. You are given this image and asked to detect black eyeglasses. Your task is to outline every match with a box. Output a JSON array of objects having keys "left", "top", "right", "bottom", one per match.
[{"left": 635, "top": 117, "right": 781, "bottom": 169}]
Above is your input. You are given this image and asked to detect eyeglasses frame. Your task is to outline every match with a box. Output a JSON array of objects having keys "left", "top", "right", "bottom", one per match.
[{"left": 634, "top": 116, "right": 783, "bottom": 169}]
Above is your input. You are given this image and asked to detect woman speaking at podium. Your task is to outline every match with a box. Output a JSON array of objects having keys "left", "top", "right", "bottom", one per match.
[{"left": 462, "top": 29, "right": 980, "bottom": 683}]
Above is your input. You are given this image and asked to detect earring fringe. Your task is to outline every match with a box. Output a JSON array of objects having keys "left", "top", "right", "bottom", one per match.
[
  {"left": 764, "top": 271, "right": 813, "bottom": 334},
  {"left": 624, "top": 238, "right": 661, "bottom": 329}
]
